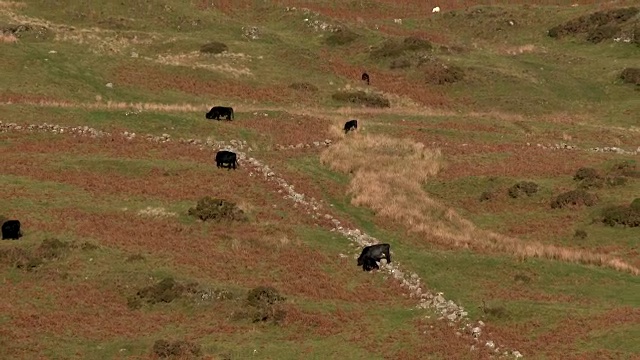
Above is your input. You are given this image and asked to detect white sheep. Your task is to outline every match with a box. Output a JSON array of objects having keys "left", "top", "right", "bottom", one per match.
[{"left": 432, "top": 6, "right": 440, "bottom": 13}]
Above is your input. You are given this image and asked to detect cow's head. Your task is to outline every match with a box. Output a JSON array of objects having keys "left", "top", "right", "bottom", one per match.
[{"left": 357, "top": 255, "right": 364, "bottom": 266}]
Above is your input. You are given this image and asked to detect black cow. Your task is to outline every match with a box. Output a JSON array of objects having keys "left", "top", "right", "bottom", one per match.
[
  {"left": 206, "top": 106, "right": 234, "bottom": 121},
  {"left": 215, "top": 150, "right": 238, "bottom": 170},
  {"left": 1, "top": 220, "right": 22, "bottom": 240},
  {"left": 361, "top": 72, "right": 370, "bottom": 85},
  {"left": 362, "top": 257, "right": 380, "bottom": 271},
  {"left": 343, "top": 119, "right": 358, "bottom": 134},
  {"left": 357, "top": 243, "right": 391, "bottom": 271}
]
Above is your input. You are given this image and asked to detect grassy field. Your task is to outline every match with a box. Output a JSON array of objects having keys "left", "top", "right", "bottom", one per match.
[{"left": 1, "top": 1, "right": 639, "bottom": 359}]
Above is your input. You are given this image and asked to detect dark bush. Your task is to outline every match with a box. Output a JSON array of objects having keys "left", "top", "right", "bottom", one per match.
[
  {"left": 587, "top": 24, "right": 621, "bottom": 43},
  {"left": 331, "top": 90, "right": 391, "bottom": 108},
  {"left": 35, "top": 238, "right": 70, "bottom": 261},
  {"left": 247, "top": 286, "right": 285, "bottom": 307},
  {"left": 370, "top": 39, "right": 406, "bottom": 59},
  {"left": 573, "top": 229, "right": 588, "bottom": 240},
  {"left": 508, "top": 181, "right": 539, "bottom": 198},
  {"left": 80, "top": 242, "right": 99, "bottom": 251},
  {"left": 402, "top": 36, "right": 432, "bottom": 51},
  {"left": 0, "top": 247, "right": 32, "bottom": 269},
  {"left": 188, "top": 197, "right": 248, "bottom": 222},
  {"left": 601, "top": 204, "right": 640, "bottom": 227},
  {"left": 199, "top": 41, "right": 228, "bottom": 54},
  {"left": 573, "top": 167, "right": 603, "bottom": 189},
  {"left": 390, "top": 57, "right": 412, "bottom": 69},
  {"left": 423, "top": 64, "right": 464, "bottom": 85},
  {"left": 609, "top": 160, "right": 638, "bottom": 176},
  {"left": 0, "top": 238, "right": 70, "bottom": 271},
  {"left": 128, "top": 277, "right": 198, "bottom": 309},
  {"left": 548, "top": 7, "right": 638, "bottom": 40},
  {"left": 289, "top": 82, "right": 318, "bottom": 92},
  {"left": 478, "top": 191, "right": 496, "bottom": 202},
  {"left": 574, "top": 167, "right": 599, "bottom": 181},
  {"left": 513, "top": 274, "right": 531, "bottom": 284},
  {"left": 325, "top": 28, "right": 358, "bottom": 46},
  {"left": 551, "top": 190, "right": 598, "bottom": 209},
  {"left": 232, "top": 286, "right": 286, "bottom": 324},
  {"left": 126, "top": 253, "right": 146, "bottom": 262},
  {"left": 605, "top": 176, "right": 627, "bottom": 187},
  {"left": 479, "top": 301, "right": 508, "bottom": 319},
  {"left": 152, "top": 339, "right": 202, "bottom": 359},
  {"left": 620, "top": 68, "right": 640, "bottom": 85}
]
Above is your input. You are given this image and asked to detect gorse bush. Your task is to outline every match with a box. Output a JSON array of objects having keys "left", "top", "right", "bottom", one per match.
[
  {"left": 152, "top": 339, "right": 202, "bottom": 359},
  {"left": 620, "top": 68, "right": 640, "bottom": 85},
  {"left": 199, "top": 41, "right": 228, "bottom": 54},
  {"left": 507, "top": 181, "right": 539, "bottom": 198},
  {"left": 325, "top": 28, "right": 358, "bottom": 46},
  {"left": 551, "top": 190, "right": 598, "bottom": 209},
  {"left": 601, "top": 199, "right": 640, "bottom": 227},
  {"left": 188, "top": 197, "right": 248, "bottom": 222}
]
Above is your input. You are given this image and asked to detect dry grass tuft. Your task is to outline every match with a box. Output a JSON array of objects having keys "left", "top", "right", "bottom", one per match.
[
  {"left": 153, "top": 51, "right": 253, "bottom": 77},
  {"left": 321, "top": 133, "right": 639, "bottom": 275},
  {"left": 0, "top": 1, "right": 25, "bottom": 9}
]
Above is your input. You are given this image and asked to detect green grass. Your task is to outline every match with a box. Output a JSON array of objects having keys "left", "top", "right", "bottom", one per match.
[{"left": 2, "top": 1, "right": 640, "bottom": 359}]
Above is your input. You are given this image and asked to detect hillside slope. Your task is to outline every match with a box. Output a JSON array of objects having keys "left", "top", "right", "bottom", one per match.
[{"left": 1, "top": 1, "right": 639, "bottom": 359}]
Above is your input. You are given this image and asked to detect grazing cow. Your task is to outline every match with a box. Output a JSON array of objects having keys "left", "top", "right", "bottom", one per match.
[
  {"left": 206, "top": 106, "right": 234, "bottom": 121},
  {"left": 215, "top": 150, "right": 238, "bottom": 170},
  {"left": 357, "top": 243, "right": 391, "bottom": 271},
  {"left": 1, "top": 220, "right": 22, "bottom": 240},
  {"left": 343, "top": 119, "right": 358, "bottom": 134},
  {"left": 362, "top": 257, "right": 380, "bottom": 271},
  {"left": 361, "top": 72, "right": 370, "bottom": 85}
]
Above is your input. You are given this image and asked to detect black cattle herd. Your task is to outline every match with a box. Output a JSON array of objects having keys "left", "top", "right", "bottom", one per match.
[{"left": 2, "top": 72, "right": 390, "bottom": 272}]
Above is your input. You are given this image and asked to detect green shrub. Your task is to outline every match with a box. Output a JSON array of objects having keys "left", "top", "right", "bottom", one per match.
[
  {"left": 507, "top": 181, "right": 539, "bottom": 198},
  {"left": 573, "top": 167, "right": 603, "bottom": 189},
  {"left": 247, "top": 286, "right": 285, "bottom": 307},
  {"left": 620, "top": 68, "right": 640, "bottom": 85},
  {"left": 152, "top": 339, "right": 202, "bottom": 359},
  {"left": 199, "top": 41, "right": 228, "bottom": 54},
  {"left": 403, "top": 36, "right": 432, "bottom": 51},
  {"left": 232, "top": 286, "right": 286, "bottom": 324},
  {"left": 605, "top": 176, "right": 627, "bottom": 187},
  {"left": 188, "top": 197, "right": 248, "bottom": 222},
  {"left": 573, "top": 229, "right": 588, "bottom": 240},
  {"left": 423, "top": 63, "right": 464, "bottom": 85},
  {"left": 587, "top": 24, "right": 621, "bottom": 43},
  {"left": 609, "top": 160, "right": 638, "bottom": 176},
  {"left": 128, "top": 277, "right": 199, "bottom": 309},
  {"left": 601, "top": 204, "right": 640, "bottom": 227},
  {"left": 478, "top": 191, "right": 496, "bottom": 202},
  {"left": 370, "top": 39, "right": 406, "bottom": 59},
  {"left": 390, "top": 57, "right": 412, "bottom": 69},
  {"left": 331, "top": 90, "right": 391, "bottom": 108},
  {"left": 551, "top": 190, "right": 598, "bottom": 209},
  {"left": 325, "top": 28, "right": 358, "bottom": 46}
]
